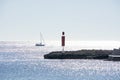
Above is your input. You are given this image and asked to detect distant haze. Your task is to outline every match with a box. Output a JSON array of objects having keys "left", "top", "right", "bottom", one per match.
[{"left": 0, "top": 0, "right": 120, "bottom": 41}]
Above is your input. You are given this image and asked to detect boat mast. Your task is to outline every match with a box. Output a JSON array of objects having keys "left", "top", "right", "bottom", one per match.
[
  {"left": 40, "top": 32, "right": 45, "bottom": 44},
  {"left": 40, "top": 32, "right": 42, "bottom": 44}
]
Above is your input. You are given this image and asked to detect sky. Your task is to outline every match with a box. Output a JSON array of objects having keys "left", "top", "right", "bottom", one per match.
[{"left": 0, "top": 0, "right": 120, "bottom": 41}]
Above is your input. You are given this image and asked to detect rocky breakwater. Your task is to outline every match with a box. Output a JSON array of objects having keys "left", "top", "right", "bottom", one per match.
[{"left": 44, "top": 50, "right": 112, "bottom": 59}]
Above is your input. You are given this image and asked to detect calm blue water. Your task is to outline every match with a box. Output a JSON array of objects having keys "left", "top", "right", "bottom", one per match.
[{"left": 0, "top": 41, "right": 120, "bottom": 80}]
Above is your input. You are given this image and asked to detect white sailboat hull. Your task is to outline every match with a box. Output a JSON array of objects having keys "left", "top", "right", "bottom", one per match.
[{"left": 35, "top": 43, "right": 45, "bottom": 46}]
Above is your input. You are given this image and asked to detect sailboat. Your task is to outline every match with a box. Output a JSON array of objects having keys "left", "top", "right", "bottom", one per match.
[{"left": 35, "top": 33, "right": 45, "bottom": 46}]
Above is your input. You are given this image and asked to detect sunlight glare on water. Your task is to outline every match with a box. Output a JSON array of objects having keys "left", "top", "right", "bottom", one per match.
[
  {"left": 0, "top": 41, "right": 120, "bottom": 80},
  {"left": 46, "top": 40, "right": 120, "bottom": 50}
]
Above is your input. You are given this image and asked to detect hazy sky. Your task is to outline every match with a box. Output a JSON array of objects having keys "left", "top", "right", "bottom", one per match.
[{"left": 0, "top": 0, "right": 120, "bottom": 41}]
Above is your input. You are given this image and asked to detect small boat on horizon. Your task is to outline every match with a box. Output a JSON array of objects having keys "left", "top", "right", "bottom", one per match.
[
  {"left": 35, "top": 33, "right": 45, "bottom": 46},
  {"left": 35, "top": 43, "right": 45, "bottom": 46}
]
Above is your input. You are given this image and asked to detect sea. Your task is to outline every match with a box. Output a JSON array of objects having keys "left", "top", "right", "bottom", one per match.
[{"left": 0, "top": 41, "right": 120, "bottom": 80}]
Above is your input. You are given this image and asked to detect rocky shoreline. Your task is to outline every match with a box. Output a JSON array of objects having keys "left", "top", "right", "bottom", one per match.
[{"left": 44, "top": 50, "right": 113, "bottom": 59}]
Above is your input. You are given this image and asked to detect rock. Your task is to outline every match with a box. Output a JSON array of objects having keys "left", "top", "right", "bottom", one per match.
[{"left": 44, "top": 50, "right": 112, "bottom": 59}]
